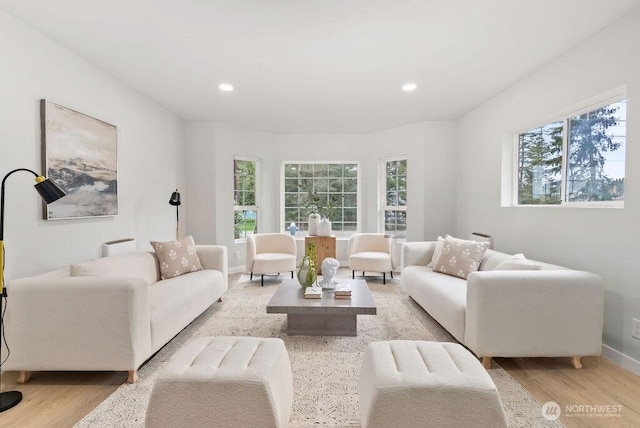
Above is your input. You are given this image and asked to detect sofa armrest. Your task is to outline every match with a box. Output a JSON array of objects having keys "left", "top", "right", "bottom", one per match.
[
  {"left": 5, "top": 276, "right": 151, "bottom": 372},
  {"left": 196, "top": 245, "right": 228, "bottom": 287},
  {"left": 400, "top": 242, "right": 436, "bottom": 270},
  {"left": 464, "top": 270, "right": 604, "bottom": 359}
]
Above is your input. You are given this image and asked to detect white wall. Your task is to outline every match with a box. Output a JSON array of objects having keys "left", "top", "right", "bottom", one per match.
[
  {"left": 185, "top": 120, "right": 457, "bottom": 270},
  {"left": 185, "top": 122, "right": 217, "bottom": 245},
  {"left": 456, "top": 9, "right": 640, "bottom": 366},
  {"left": 185, "top": 122, "right": 276, "bottom": 268},
  {"left": 0, "top": 10, "right": 185, "bottom": 280}
]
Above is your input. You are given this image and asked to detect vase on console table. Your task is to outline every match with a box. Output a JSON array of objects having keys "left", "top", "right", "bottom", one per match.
[
  {"left": 308, "top": 213, "right": 320, "bottom": 236},
  {"left": 317, "top": 218, "right": 332, "bottom": 237}
]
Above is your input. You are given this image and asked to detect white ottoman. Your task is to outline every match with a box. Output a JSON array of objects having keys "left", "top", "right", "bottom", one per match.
[
  {"left": 146, "top": 336, "right": 293, "bottom": 428},
  {"left": 359, "top": 341, "right": 507, "bottom": 428}
]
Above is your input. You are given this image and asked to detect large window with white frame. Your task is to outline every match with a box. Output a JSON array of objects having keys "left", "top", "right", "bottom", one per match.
[
  {"left": 234, "top": 157, "right": 259, "bottom": 240},
  {"left": 381, "top": 157, "right": 407, "bottom": 239},
  {"left": 516, "top": 95, "right": 626, "bottom": 207},
  {"left": 283, "top": 162, "right": 359, "bottom": 236}
]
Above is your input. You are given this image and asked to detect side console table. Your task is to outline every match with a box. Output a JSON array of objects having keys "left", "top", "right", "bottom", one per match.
[{"left": 304, "top": 236, "right": 336, "bottom": 274}]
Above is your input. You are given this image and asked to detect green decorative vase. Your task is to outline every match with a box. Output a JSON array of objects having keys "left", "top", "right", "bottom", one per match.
[{"left": 297, "top": 255, "right": 317, "bottom": 287}]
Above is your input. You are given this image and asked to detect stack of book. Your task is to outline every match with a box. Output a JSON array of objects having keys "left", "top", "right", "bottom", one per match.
[
  {"left": 304, "top": 286, "right": 322, "bottom": 299},
  {"left": 334, "top": 284, "right": 352, "bottom": 300}
]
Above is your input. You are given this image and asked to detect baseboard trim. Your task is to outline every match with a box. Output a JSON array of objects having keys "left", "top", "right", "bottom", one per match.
[
  {"left": 228, "top": 266, "right": 246, "bottom": 274},
  {"left": 602, "top": 344, "right": 640, "bottom": 376}
]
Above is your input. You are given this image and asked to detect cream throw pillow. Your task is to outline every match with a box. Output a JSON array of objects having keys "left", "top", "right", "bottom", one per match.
[
  {"left": 434, "top": 236, "right": 489, "bottom": 279},
  {"left": 427, "top": 236, "right": 445, "bottom": 268},
  {"left": 495, "top": 253, "right": 541, "bottom": 271},
  {"left": 150, "top": 235, "right": 203, "bottom": 280}
]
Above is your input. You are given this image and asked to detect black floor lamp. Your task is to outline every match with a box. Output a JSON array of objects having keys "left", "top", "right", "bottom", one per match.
[
  {"left": 169, "top": 189, "right": 181, "bottom": 240},
  {"left": 0, "top": 168, "right": 66, "bottom": 413}
]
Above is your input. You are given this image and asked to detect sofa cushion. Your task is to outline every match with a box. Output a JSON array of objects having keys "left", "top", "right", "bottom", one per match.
[
  {"left": 402, "top": 266, "right": 467, "bottom": 343},
  {"left": 426, "top": 236, "right": 445, "bottom": 268},
  {"left": 150, "top": 235, "right": 204, "bottom": 280},
  {"left": 433, "top": 236, "right": 489, "bottom": 279},
  {"left": 350, "top": 251, "right": 393, "bottom": 273},
  {"left": 495, "top": 253, "right": 541, "bottom": 271},
  {"left": 70, "top": 251, "right": 159, "bottom": 285},
  {"left": 480, "top": 249, "right": 567, "bottom": 272},
  {"left": 148, "top": 269, "right": 224, "bottom": 351},
  {"left": 479, "top": 250, "right": 511, "bottom": 271}
]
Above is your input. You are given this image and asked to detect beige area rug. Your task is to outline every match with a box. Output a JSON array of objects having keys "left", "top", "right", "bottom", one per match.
[{"left": 76, "top": 273, "right": 563, "bottom": 427}]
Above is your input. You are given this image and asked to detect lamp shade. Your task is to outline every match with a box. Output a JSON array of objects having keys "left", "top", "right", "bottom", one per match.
[
  {"left": 34, "top": 176, "right": 66, "bottom": 204},
  {"left": 169, "top": 190, "right": 181, "bottom": 206}
]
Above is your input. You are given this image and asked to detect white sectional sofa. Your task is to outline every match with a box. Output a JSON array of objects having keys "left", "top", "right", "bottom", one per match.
[
  {"left": 5, "top": 245, "right": 227, "bottom": 383},
  {"left": 401, "top": 241, "right": 604, "bottom": 368}
]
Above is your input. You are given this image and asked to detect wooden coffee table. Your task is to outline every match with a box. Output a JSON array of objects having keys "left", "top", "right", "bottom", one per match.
[{"left": 266, "top": 278, "right": 376, "bottom": 336}]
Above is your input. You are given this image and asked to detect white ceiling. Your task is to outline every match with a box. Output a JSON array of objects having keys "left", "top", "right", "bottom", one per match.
[{"left": 1, "top": 0, "right": 639, "bottom": 133}]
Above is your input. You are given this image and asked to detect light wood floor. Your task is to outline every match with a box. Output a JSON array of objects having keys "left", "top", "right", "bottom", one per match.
[
  {"left": 2, "top": 272, "right": 639, "bottom": 427},
  {"left": 497, "top": 356, "right": 640, "bottom": 427}
]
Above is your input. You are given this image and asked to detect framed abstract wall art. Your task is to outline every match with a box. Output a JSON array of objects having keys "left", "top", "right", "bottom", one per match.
[{"left": 41, "top": 99, "right": 118, "bottom": 219}]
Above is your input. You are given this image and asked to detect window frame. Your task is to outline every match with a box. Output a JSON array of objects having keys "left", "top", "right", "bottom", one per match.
[
  {"left": 233, "top": 156, "right": 260, "bottom": 242},
  {"left": 280, "top": 161, "right": 361, "bottom": 237},
  {"left": 513, "top": 90, "right": 626, "bottom": 208},
  {"left": 380, "top": 156, "right": 407, "bottom": 240}
]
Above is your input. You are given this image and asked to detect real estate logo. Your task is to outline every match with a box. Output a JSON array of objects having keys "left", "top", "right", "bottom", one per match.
[
  {"left": 542, "top": 401, "right": 624, "bottom": 420},
  {"left": 542, "top": 401, "right": 561, "bottom": 421}
]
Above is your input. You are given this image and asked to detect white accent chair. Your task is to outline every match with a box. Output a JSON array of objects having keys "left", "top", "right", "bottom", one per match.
[
  {"left": 246, "top": 233, "right": 297, "bottom": 286},
  {"left": 348, "top": 233, "right": 394, "bottom": 284}
]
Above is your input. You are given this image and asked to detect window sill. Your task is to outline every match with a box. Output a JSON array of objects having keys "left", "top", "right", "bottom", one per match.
[{"left": 510, "top": 201, "right": 623, "bottom": 209}]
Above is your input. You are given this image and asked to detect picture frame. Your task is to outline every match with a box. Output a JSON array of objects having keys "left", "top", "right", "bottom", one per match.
[{"left": 41, "top": 99, "right": 118, "bottom": 219}]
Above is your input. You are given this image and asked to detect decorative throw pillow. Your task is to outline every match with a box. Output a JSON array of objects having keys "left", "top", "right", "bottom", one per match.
[
  {"left": 150, "top": 235, "right": 203, "bottom": 279},
  {"left": 433, "top": 236, "right": 489, "bottom": 279},
  {"left": 427, "top": 236, "right": 445, "bottom": 268},
  {"left": 495, "top": 253, "right": 541, "bottom": 271}
]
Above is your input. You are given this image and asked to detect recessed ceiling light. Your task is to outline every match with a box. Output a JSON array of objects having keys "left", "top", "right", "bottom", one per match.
[
  {"left": 402, "top": 83, "right": 417, "bottom": 92},
  {"left": 218, "top": 83, "right": 234, "bottom": 92}
]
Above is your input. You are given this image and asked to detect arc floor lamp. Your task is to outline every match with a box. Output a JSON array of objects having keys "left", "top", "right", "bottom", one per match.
[{"left": 0, "top": 168, "right": 66, "bottom": 413}]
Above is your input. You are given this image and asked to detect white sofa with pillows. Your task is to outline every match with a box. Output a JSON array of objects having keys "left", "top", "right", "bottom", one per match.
[
  {"left": 5, "top": 236, "right": 227, "bottom": 383},
  {"left": 401, "top": 236, "right": 604, "bottom": 369}
]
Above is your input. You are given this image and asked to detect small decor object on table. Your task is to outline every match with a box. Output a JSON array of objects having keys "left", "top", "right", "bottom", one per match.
[
  {"left": 334, "top": 283, "right": 352, "bottom": 300},
  {"left": 297, "top": 242, "right": 317, "bottom": 287},
  {"left": 304, "top": 286, "right": 322, "bottom": 299},
  {"left": 319, "top": 257, "right": 339, "bottom": 290}
]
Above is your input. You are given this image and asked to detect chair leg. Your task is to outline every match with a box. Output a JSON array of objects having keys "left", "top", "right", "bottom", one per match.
[
  {"left": 291, "top": 271, "right": 294, "bottom": 279},
  {"left": 250, "top": 272, "right": 253, "bottom": 280},
  {"left": 261, "top": 274, "right": 264, "bottom": 287},
  {"left": 352, "top": 270, "right": 355, "bottom": 279},
  {"left": 390, "top": 271, "right": 394, "bottom": 279},
  {"left": 383, "top": 272, "right": 386, "bottom": 284}
]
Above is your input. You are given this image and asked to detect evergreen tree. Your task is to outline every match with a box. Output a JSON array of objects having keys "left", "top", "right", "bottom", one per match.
[
  {"left": 567, "top": 105, "right": 621, "bottom": 201},
  {"left": 518, "top": 122, "right": 562, "bottom": 204}
]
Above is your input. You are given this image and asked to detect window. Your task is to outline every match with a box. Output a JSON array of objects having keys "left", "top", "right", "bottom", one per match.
[
  {"left": 234, "top": 158, "right": 258, "bottom": 240},
  {"left": 382, "top": 157, "right": 407, "bottom": 239},
  {"left": 517, "top": 98, "right": 626, "bottom": 206},
  {"left": 283, "top": 162, "right": 359, "bottom": 236}
]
